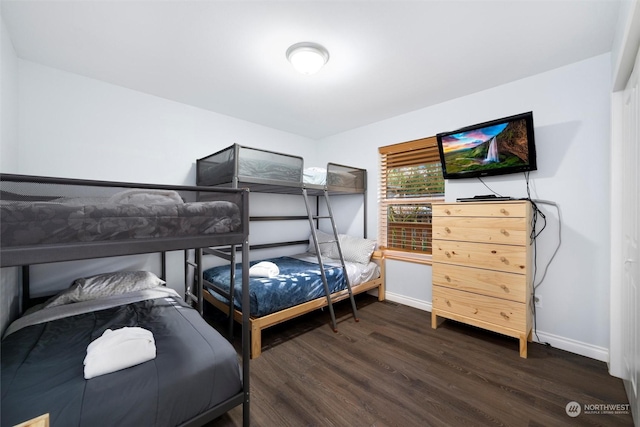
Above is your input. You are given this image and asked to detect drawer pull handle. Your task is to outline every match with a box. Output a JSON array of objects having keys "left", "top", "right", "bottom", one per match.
[
  {"left": 500, "top": 208, "right": 508, "bottom": 215},
  {"left": 500, "top": 256, "right": 507, "bottom": 263},
  {"left": 445, "top": 251, "right": 451, "bottom": 258},
  {"left": 500, "top": 312, "right": 510, "bottom": 320},
  {"left": 444, "top": 227, "right": 451, "bottom": 233},
  {"left": 473, "top": 308, "right": 478, "bottom": 314},
  {"left": 500, "top": 229, "right": 508, "bottom": 235},
  {"left": 445, "top": 299, "right": 451, "bottom": 307},
  {"left": 444, "top": 209, "right": 451, "bottom": 215},
  {"left": 444, "top": 275, "right": 451, "bottom": 282},
  {"left": 500, "top": 285, "right": 509, "bottom": 293}
]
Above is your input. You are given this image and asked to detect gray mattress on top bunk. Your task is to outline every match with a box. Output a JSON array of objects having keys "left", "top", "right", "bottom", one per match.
[
  {"left": 1, "top": 195, "right": 240, "bottom": 247},
  {"left": 196, "top": 144, "right": 366, "bottom": 192},
  {"left": 0, "top": 186, "right": 242, "bottom": 249}
]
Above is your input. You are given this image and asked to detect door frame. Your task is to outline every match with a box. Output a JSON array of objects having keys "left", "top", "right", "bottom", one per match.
[{"left": 609, "top": 4, "right": 640, "bottom": 423}]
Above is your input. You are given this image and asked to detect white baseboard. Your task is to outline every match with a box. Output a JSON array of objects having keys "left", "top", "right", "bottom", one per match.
[
  {"left": 531, "top": 330, "right": 609, "bottom": 362},
  {"left": 386, "top": 291, "right": 432, "bottom": 312},
  {"left": 384, "top": 292, "right": 609, "bottom": 362}
]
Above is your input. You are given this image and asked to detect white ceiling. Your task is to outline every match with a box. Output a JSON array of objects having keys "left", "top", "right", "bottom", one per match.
[{"left": 1, "top": 0, "right": 622, "bottom": 139}]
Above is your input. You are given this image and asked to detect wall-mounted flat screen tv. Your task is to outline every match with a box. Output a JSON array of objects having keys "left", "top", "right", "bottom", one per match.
[{"left": 436, "top": 111, "right": 537, "bottom": 179}]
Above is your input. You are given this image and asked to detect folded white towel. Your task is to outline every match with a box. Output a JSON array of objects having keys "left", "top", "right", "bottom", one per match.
[
  {"left": 84, "top": 327, "right": 156, "bottom": 380},
  {"left": 249, "top": 261, "right": 280, "bottom": 278}
]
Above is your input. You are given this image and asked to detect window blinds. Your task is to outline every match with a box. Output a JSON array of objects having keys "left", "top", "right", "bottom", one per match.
[{"left": 379, "top": 137, "right": 444, "bottom": 254}]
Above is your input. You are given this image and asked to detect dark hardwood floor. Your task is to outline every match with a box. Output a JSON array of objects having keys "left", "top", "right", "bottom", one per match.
[{"left": 204, "top": 295, "right": 633, "bottom": 427}]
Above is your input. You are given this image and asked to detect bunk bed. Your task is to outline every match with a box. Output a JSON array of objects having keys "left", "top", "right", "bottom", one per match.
[
  {"left": 0, "top": 174, "right": 250, "bottom": 427},
  {"left": 195, "top": 144, "right": 385, "bottom": 358},
  {"left": 196, "top": 143, "right": 367, "bottom": 195}
]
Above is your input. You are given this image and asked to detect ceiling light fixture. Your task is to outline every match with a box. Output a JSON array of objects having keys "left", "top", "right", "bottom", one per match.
[{"left": 286, "top": 42, "right": 330, "bottom": 75}]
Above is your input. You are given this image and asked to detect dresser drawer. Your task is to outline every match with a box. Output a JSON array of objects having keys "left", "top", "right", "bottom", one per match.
[
  {"left": 433, "top": 202, "right": 528, "bottom": 218},
  {"left": 433, "top": 286, "right": 527, "bottom": 331},
  {"left": 432, "top": 216, "right": 527, "bottom": 245},
  {"left": 432, "top": 263, "right": 527, "bottom": 302},
  {"left": 432, "top": 240, "right": 527, "bottom": 274}
]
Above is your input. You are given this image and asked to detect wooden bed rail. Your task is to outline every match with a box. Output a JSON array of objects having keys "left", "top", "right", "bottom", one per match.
[{"left": 204, "top": 251, "right": 385, "bottom": 358}]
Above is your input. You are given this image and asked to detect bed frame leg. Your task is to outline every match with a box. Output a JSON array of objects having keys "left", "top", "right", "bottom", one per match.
[
  {"left": 377, "top": 282, "right": 385, "bottom": 302},
  {"left": 251, "top": 322, "right": 261, "bottom": 359}
]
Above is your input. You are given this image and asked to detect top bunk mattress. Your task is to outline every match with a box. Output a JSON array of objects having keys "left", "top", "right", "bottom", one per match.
[
  {"left": 0, "top": 174, "right": 248, "bottom": 267},
  {"left": 196, "top": 144, "right": 366, "bottom": 194}
]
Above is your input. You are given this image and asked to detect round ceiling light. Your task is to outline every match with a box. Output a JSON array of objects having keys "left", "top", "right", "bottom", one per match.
[{"left": 286, "top": 42, "right": 330, "bottom": 75}]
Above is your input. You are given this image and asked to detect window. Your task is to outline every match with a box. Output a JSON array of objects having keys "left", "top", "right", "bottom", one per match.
[{"left": 378, "top": 137, "right": 445, "bottom": 260}]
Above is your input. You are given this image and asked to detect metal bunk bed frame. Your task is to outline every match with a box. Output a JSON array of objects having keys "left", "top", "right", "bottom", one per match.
[
  {"left": 0, "top": 173, "right": 251, "bottom": 427},
  {"left": 195, "top": 144, "right": 382, "bottom": 357}
]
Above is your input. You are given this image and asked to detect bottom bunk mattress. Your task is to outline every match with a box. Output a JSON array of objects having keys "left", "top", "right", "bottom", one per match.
[
  {"left": 203, "top": 254, "right": 379, "bottom": 317},
  {"left": 1, "top": 287, "right": 242, "bottom": 427}
]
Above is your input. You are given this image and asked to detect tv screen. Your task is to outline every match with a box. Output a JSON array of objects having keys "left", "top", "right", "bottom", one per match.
[{"left": 436, "top": 112, "right": 537, "bottom": 179}]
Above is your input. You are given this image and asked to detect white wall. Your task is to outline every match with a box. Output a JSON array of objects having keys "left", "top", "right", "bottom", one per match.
[
  {"left": 1, "top": 13, "right": 18, "bottom": 171},
  {"left": 2, "top": 48, "right": 615, "bottom": 361},
  {"left": 0, "top": 12, "right": 21, "bottom": 335},
  {"left": 18, "top": 61, "right": 316, "bottom": 185},
  {"left": 319, "top": 54, "right": 613, "bottom": 361},
  {"left": 13, "top": 60, "right": 316, "bottom": 296}
]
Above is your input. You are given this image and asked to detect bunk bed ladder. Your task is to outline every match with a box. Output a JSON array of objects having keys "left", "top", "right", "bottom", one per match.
[
  {"left": 321, "top": 188, "right": 359, "bottom": 323},
  {"left": 302, "top": 188, "right": 359, "bottom": 332}
]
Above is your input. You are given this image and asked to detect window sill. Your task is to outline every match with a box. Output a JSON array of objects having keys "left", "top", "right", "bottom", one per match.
[{"left": 381, "top": 249, "right": 433, "bottom": 265}]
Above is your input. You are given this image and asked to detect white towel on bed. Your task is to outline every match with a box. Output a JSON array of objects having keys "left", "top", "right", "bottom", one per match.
[
  {"left": 84, "top": 327, "right": 156, "bottom": 379},
  {"left": 249, "top": 261, "right": 280, "bottom": 278}
]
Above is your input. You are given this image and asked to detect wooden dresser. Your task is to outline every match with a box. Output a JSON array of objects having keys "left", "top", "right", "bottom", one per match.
[{"left": 431, "top": 200, "right": 533, "bottom": 358}]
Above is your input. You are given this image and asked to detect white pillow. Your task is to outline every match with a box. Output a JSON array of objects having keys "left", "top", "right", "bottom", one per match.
[
  {"left": 338, "top": 234, "right": 377, "bottom": 264},
  {"left": 303, "top": 167, "right": 327, "bottom": 185},
  {"left": 307, "top": 230, "right": 339, "bottom": 258},
  {"left": 44, "top": 271, "right": 166, "bottom": 308}
]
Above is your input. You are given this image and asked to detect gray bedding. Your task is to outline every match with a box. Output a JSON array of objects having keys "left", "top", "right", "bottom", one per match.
[
  {"left": 1, "top": 290, "right": 242, "bottom": 427},
  {"left": 196, "top": 144, "right": 366, "bottom": 193},
  {"left": 0, "top": 198, "right": 241, "bottom": 247},
  {"left": 198, "top": 157, "right": 303, "bottom": 186}
]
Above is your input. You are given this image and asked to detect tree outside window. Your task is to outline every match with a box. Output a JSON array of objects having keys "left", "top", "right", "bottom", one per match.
[{"left": 379, "top": 137, "right": 445, "bottom": 256}]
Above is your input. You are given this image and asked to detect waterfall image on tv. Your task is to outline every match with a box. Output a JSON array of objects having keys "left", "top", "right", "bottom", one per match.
[{"left": 436, "top": 112, "right": 537, "bottom": 179}]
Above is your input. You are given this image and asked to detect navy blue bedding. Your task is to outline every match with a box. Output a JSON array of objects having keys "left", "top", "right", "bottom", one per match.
[{"left": 203, "top": 256, "right": 345, "bottom": 317}]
